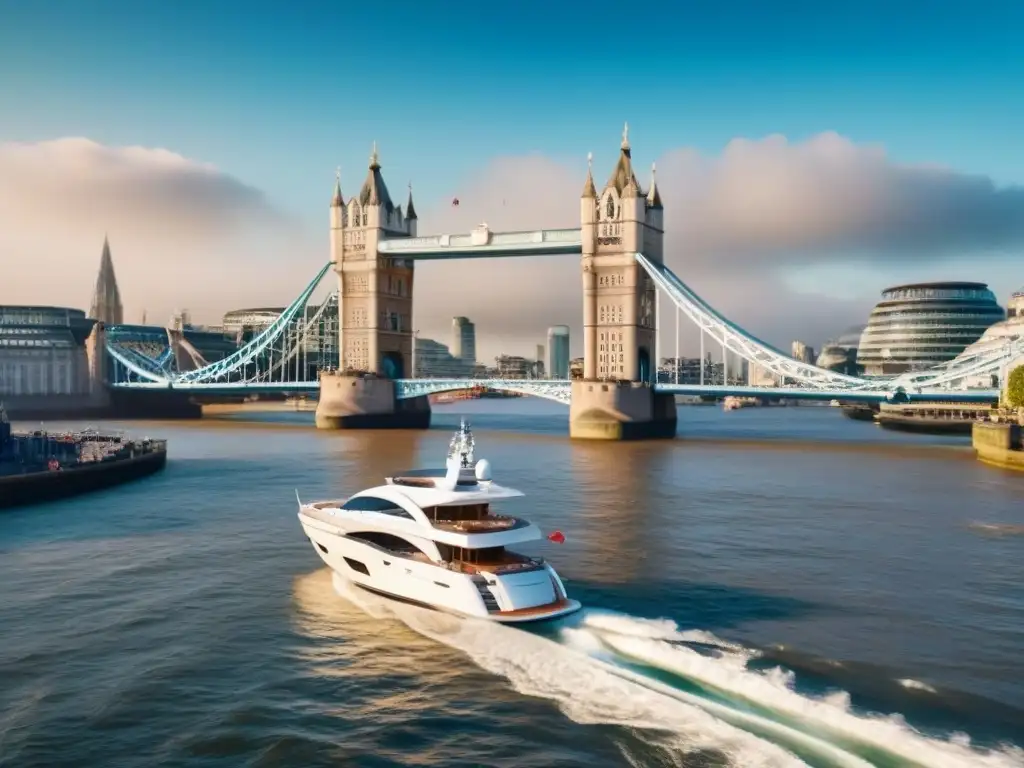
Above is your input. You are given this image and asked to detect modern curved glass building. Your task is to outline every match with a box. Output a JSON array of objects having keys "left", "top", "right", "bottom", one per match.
[{"left": 857, "top": 282, "right": 1004, "bottom": 375}]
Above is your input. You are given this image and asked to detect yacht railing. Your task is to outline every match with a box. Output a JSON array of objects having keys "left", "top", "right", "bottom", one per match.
[
  {"left": 442, "top": 556, "right": 546, "bottom": 575},
  {"left": 431, "top": 514, "right": 524, "bottom": 533}
]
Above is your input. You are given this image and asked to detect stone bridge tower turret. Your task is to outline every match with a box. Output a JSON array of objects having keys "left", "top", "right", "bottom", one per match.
[
  {"left": 316, "top": 145, "right": 430, "bottom": 430},
  {"left": 570, "top": 125, "right": 676, "bottom": 440}
]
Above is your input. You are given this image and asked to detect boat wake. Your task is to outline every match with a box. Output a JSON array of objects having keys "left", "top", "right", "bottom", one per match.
[{"left": 330, "top": 575, "right": 1023, "bottom": 768}]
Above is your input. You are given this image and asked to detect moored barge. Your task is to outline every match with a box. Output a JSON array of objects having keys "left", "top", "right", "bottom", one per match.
[{"left": 0, "top": 406, "right": 167, "bottom": 509}]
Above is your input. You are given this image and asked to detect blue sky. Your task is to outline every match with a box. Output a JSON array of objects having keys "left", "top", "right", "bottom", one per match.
[
  {"left": 3, "top": 0, "right": 1024, "bottom": 353},
  {"left": 4, "top": 0, "right": 1023, "bottom": 216}
]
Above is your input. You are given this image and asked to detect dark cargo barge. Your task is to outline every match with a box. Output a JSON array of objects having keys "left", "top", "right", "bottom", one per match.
[{"left": 0, "top": 407, "right": 167, "bottom": 509}]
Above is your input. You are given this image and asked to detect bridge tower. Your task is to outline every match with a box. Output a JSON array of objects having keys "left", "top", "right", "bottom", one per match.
[
  {"left": 315, "top": 146, "right": 431, "bottom": 430},
  {"left": 569, "top": 125, "right": 677, "bottom": 439}
]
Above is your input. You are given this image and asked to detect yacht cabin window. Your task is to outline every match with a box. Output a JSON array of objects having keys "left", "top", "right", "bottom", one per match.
[
  {"left": 437, "top": 544, "right": 507, "bottom": 564},
  {"left": 341, "top": 496, "right": 415, "bottom": 519},
  {"left": 347, "top": 530, "right": 424, "bottom": 555},
  {"left": 423, "top": 503, "right": 490, "bottom": 522}
]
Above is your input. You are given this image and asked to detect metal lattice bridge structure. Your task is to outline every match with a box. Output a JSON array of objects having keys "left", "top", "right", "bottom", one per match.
[{"left": 106, "top": 250, "right": 1011, "bottom": 406}]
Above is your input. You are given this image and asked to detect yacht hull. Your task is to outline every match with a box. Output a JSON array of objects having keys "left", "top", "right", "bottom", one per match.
[
  {"left": 352, "top": 582, "right": 582, "bottom": 624},
  {"left": 300, "top": 514, "right": 581, "bottom": 624}
]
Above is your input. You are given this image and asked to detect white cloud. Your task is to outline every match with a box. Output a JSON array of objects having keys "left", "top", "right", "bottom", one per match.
[
  {"left": 658, "top": 132, "right": 1024, "bottom": 261},
  {"left": 0, "top": 138, "right": 319, "bottom": 325},
  {"left": 416, "top": 132, "right": 1024, "bottom": 356}
]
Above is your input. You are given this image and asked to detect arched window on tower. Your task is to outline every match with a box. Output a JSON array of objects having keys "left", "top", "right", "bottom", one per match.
[{"left": 606, "top": 195, "right": 615, "bottom": 219}]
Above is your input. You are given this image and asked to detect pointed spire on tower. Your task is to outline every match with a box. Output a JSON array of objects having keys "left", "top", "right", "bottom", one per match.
[
  {"left": 646, "top": 161, "right": 663, "bottom": 209},
  {"left": 405, "top": 182, "right": 418, "bottom": 220},
  {"left": 359, "top": 142, "right": 394, "bottom": 212},
  {"left": 607, "top": 123, "right": 640, "bottom": 194},
  {"left": 90, "top": 236, "right": 123, "bottom": 325},
  {"left": 331, "top": 166, "right": 344, "bottom": 207},
  {"left": 582, "top": 152, "right": 597, "bottom": 198}
]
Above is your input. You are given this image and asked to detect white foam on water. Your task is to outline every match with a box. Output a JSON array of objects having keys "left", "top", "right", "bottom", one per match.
[
  {"left": 587, "top": 615, "right": 1023, "bottom": 768},
  {"left": 330, "top": 583, "right": 1024, "bottom": 768},
  {"left": 330, "top": 578, "right": 807, "bottom": 768},
  {"left": 560, "top": 628, "right": 873, "bottom": 768},
  {"left": 898, "top": 678, "right": 938, "bottom": 694},
  {"left": 583, "top": 610, "right": 753, "bottom": 655}
]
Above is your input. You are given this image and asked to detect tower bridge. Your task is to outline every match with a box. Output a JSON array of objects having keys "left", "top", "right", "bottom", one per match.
[{"left": 106, "top": 126, "right": 1014, "bottom": 438}]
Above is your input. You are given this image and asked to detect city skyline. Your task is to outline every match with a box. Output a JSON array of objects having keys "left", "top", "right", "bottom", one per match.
[{"left": 3, "top": 1, "right": 1024, "bottom": 360}]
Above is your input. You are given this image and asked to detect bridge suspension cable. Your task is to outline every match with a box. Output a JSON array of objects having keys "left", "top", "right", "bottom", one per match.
[{"left": 636, "top": 253, "right": 870, "bottom": 390}]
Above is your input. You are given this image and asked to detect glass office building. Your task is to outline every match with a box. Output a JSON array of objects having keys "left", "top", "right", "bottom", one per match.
[
  {"left": 546, "top": 325, "right": 570, "bottom": 379},
  {"left": 857, "top": 282, "right": 1004, "bottom": 375}
]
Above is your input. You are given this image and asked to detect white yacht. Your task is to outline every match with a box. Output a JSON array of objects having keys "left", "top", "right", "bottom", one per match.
[{"left": 296, "top": 420, "right": 581, "bottom": 624}]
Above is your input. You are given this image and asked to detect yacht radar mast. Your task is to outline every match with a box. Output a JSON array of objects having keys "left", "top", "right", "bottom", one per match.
[{"left": 447, "top": 418, "right": 476, "bottom": 468}]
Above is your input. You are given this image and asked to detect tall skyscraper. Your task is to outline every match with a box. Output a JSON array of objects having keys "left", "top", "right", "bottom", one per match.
[
  {"left": 89, "top": 236, "right": 123, "bottom": 326},
  {"left": 451, "top": 316, "right": 476, "bottom": 366},
  {"left": 791, "top": 340, "right": 815, "bottom": 364},
  {"left": 547, "top": 325, "right": 570, "bottom": 379}
]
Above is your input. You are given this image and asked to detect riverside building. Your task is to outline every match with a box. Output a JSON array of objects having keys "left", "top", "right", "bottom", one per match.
[
  {"left": 0, "top": 306, "right": 95, "bottom": 396},
  {"left": 857, "top": 282, "right": 1004, "bottom": 375}
]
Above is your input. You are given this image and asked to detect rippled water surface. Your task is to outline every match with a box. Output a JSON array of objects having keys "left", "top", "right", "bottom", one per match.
[{"left": 2, "top": 402, "right": 1023, "bottom": 768}]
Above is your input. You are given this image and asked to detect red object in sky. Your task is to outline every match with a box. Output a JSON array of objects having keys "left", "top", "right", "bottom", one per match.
[
  {"left": 547, "top": 530, "right": 565, "bottom": 544},
  {"left": 452, "top": 197, "right": 460, "bottom": 207}
]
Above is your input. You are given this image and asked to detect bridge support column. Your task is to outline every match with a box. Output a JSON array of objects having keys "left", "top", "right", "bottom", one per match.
[
  {"left": 315, "top": 373, "right": 430, "bottom": 430},
  {"left": 569, "top": 381, "right": 676, "bottom": 440}
]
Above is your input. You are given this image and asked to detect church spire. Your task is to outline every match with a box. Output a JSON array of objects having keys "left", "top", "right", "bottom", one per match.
[
  {"left": 89, "top": 236, "right": 123, "bottom": 326},
  {"left": 582, "top": 152, "right": 597, "bottom": 198}
]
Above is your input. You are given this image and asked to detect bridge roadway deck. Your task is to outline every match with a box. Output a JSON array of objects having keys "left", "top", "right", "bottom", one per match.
[{"left": 108, "top": 379, "right": 1001, "bottom": 404}]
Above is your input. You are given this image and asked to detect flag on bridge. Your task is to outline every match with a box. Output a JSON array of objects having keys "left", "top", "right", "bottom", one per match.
[{"left": 452, "top": 197, "right": 460, "bottom": 207}]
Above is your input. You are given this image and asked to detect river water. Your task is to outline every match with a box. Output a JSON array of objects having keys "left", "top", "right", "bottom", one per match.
[{"left": 1, "top": 401, "right": 1023, "bottom": 768}]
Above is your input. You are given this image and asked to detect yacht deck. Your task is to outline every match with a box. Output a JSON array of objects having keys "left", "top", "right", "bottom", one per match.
[
  {"left": 406, "top": 549, "right": 545, "bottom": 576},
  {"left": 302, "top": 502, "right": 529, "bottom": 537},
  {"left": 430, "top": 515, "right": 525, "bottom": 534}
]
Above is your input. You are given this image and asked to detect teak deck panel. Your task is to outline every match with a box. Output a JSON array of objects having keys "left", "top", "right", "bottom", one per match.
[{"left": 494, "top": 598, "right": 572, "bottom": 617}]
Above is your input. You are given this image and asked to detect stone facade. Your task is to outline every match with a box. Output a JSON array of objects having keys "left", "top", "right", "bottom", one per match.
[
  {"left": 579, "top": 124, "right": 663, "bottom": 383},
  {"left": 571, "top": 126, "right": 676, "bottom": 440},
  {"left": 331, "top": 147, "right": 417, "bottom": 378},
  {"left": 316, "top": 147, "right": 431, "bottom": 430},
  {"left": 973, "top": 421, "right": 1024, "bottom": 471}
]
